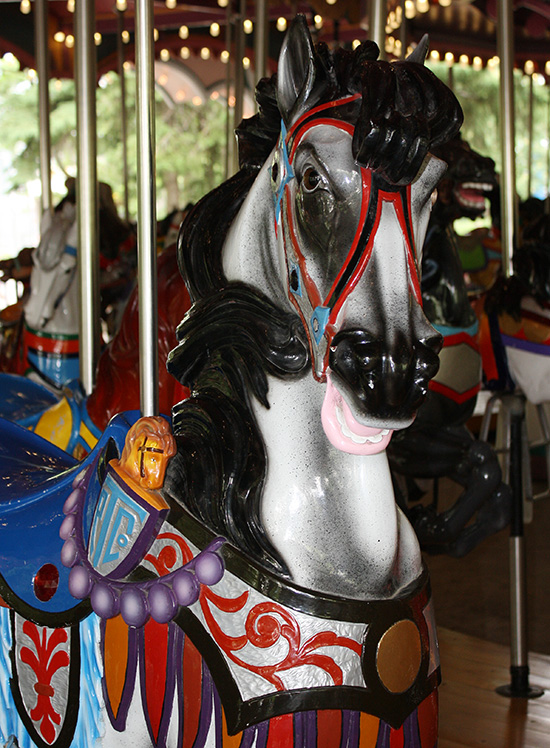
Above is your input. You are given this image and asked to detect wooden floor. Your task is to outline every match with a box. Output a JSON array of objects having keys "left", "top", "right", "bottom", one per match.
[{"left": 438, "top": 628, "right": 550, "bottom": 747}]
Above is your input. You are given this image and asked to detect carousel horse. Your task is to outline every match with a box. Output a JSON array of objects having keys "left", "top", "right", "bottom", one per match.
[
  {"left": 484, "top": 213, "right": 550, "bottom": 403},
  {"left": 0, "top": 240, "right": 189, "bottom": 457},
  {"left": 1, "top": 180, "right": 135, "bottom": 387},
  {"left": 388, "top": 135, "right": 512, "bottom": 556},
  {"left": 0, "top": 18, "right": 462, "bottom": 748}
]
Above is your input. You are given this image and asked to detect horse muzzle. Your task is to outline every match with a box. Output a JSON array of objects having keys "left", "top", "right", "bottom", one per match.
[{"left": 328, "top": 326, "right": 442, "bottom": 428}]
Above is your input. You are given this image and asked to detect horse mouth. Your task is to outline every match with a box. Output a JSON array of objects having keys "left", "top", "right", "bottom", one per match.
[
  {"left": 321, "top": 373, "right": 394, "bottom": 455},
  {"left": 455, "top": 181, "right": 493, "bottom": 213}
]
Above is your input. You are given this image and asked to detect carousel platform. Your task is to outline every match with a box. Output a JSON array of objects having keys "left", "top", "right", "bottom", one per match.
[
  {"left": 438, "top": 627, "right": 550, "bottom": 748},
  {"left": 427, "top": 467, "right": 550, "bottom": 747}
]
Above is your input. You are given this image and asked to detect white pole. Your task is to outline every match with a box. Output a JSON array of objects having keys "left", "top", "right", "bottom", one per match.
[
  {"left": 34, "top": 0, "right": 52, "bottom": 215},
  {"left": 75, "top": 0, "right": 100, "bottom": 395},
  {"left": 497, "top": 0, "right": 517, "bottom": 278},
  {"left": 135, "top": 0, "right": 159, "bottom": 416}
]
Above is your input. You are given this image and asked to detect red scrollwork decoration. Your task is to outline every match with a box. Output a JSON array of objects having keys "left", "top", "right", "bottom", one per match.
[
  {"left": 200, "top": 587, "right": 362, "bottom": 690},
  {"left": 19, "top": 621, "right": 70, "bottom": 744},
  {"left": 144, "top": 532, "right": 194, "bottom": 576}
]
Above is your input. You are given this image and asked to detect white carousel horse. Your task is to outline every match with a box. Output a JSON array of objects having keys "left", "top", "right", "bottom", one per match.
[
  {"left": 23, "top": 197, "right": 80, "bottom": 385},
  {"left": 0, "top": 17, "right": 462, "bottom": 748}
]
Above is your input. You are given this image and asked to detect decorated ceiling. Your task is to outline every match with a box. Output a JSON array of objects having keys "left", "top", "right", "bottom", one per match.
[{"left": 0, "top": 0, "right": 549, "bottom": 82}]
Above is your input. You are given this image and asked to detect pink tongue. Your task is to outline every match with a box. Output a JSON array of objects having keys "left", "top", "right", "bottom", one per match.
[
  {"left": 459, "top": 188, "right": 484, "bottom": 204},
  {"left": 340, "top": 392, "right": 383, "bottom": 436},
  {"left": 321, "top": 374, "right": 393, "bottom": 455}
]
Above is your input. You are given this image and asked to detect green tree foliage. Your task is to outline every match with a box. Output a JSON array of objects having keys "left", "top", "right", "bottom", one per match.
[
  {"left": 428, "top": 60, "right": 550, "bottom": 201},
  {"left": 0, "top": 55, "right": 228, "bottom": 218}
]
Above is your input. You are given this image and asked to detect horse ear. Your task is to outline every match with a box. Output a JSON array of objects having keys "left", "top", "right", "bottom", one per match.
[
  {"left": 277, "top": 15, "right": 316, "bottom": 127},
  {"left": 406, "top": 34, "right": 429, "bottom": 64}
]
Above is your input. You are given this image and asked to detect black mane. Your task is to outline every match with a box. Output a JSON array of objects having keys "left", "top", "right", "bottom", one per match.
[{"left": 165, "top": 34, "right": 463, "bottom": 576}]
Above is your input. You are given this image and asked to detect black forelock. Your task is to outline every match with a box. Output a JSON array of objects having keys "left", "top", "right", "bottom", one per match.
[{"left": 235, "top": 40, "right": 463, "bottom": 186}]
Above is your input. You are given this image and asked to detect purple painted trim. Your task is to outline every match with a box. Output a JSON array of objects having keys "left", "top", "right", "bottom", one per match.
[
  {"left": 239, "top": 725, "right": 258, "bottom": 748},
  {"left": 254, "top": 719, "right": 269, "bottom": 748},
  {"left": 403, "top": 709, "right": 422, "bottom": 748},
  {"left": 293, "top": 711, "right": 318, "bottom": 748},
  {"left": 193, "top": 659, "right": 214, "bottom": 748},
  {"left": 501, "top": 334, "right": 550, "bottom": 357},
  {"left": 101, "top": 620, "right": 139, "bottom": 732},
  {"left": 375, "top": 720, "right": 390, "bottom": 748},
  {"left": 341, "top": 710, "right": 360, "bottom": 748},
  {"left": 305, "top": 711, "right": 318, "bottom": 746},
  {"left": 293, "top": 711, "right": 305, "bottom": 746}
]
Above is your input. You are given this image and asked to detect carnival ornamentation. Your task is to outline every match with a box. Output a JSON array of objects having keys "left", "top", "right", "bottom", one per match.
[{"left": 0, "top": 16, "right": 463, "bottom": 748}]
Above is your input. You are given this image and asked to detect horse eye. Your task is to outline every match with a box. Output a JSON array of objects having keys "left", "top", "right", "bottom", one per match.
[
  {"left": 271, "top": 160, "right": 279, "bottom": 184},
  {"left": 302, "top": 167, "right": 322, "bottom": 192}
]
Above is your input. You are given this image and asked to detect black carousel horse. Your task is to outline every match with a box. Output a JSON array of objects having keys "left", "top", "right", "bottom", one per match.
[{"left": 388, "top": 135, "right": 512, "bottom": 556}]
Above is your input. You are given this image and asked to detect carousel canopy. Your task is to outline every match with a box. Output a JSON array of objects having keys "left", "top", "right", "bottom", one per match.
[{"left": 1, "top": 0, "right": 550, "bottom": 82}]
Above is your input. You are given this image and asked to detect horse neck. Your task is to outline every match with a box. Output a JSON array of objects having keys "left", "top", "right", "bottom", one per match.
[{"left": 250, "top": 335, "right": 421, "bottom": 601}]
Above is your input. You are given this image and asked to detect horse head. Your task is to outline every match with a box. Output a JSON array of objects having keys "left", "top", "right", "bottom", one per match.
[
  {"left": 224, "top": 18, "right": 462, "bottom": 443},
  {"left": 167, "top": 17, "right": 462, "bottom": 595},
  {"left": 24, "top": 199, "right": 78, "bottom": 332},
  {"left": 431, "top": 134, "right": 496, "bottom": 224}
]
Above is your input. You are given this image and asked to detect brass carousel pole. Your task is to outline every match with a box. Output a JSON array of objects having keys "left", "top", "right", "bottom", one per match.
[
  {"left": 224, "top": 2, "right": 233, "bottom": 180},
  {"left": 34, "top": 0, "right": 52, "bottom": 215},
  {"left": 498, "top": 0, "right": 517, "bottom": 280},
  {"left": 370, "top": 0, "right": 386, "bottom": 60},
  {"left": 117, "top": 9, "right": 130, "bottom": 224},
  {"left": 233, "top": 0, "right": 246, "bottom": 174},
  {"left": 75, "top": 0, "right": 100, "bottom": 395},
  {"left": 547, "top": 86, "right": 550, "bottom": 214},
  {"left": 135, "top": 0, "right": 159, "bottom": 416},
  {"left": 254, "top": 0, "right": 268, "bottom": 84},
  {"left": 527, "top": 68, "right": 534, "bottom": 199}
]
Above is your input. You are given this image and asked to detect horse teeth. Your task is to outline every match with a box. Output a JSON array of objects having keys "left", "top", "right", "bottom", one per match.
[
  {"left": 335, "top": 402, "right": 387, "bottom": 443},
  {"left": 461, "top": 182, "right": 493, "bottom": 192}
]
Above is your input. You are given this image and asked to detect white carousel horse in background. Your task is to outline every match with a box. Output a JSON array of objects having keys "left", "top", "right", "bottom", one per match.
[
  {"left": 0, "top": 17, "right": 462, "bottom": 748},
  {"left": 23, "top": 191, "right": 80, "bottom": 385},
  {"left": 14, "top": 180, "right": 134, "bottom": 387}
]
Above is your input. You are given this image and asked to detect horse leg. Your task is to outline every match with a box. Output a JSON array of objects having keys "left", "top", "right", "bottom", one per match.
[{"left": 391, "top": 425, "right": 511, "bottom": 555}]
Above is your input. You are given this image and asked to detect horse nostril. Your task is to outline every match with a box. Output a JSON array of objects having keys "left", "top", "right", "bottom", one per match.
[
  {"left": 422, "top": 330, "right": 443, "bottom": 356},
  {"left": 330, "top": 330, "right": 380, "bottom": 374}
]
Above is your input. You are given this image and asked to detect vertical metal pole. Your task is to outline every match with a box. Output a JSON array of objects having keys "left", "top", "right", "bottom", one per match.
[
  {"left": 370, "top": 0, "right": 386, "bottom": 60},
  {"left": 75, "top": 0, "right": 100, "bottom": 395},
  {"left": 399, "top": 0, "right": 406, "bottom": 59},
  {"left": 254, "top": 0, "right": 267, "bottom": 85},
  {"left": 527, "top": 72, "right": 534, "bottom": 198},
  {"left": 546, "top": 88, "right": 550, "bottom": 214},
  {"left": 135, "top": 0, "right": 159, "bottom": 417},
  {"left": 34, "top": 0, "right": 52, "bottom": 215},
  {"left": 497, "top": 0, "right": 517, "bottom": 278},
  {"left": 496, "top": 396, "right": 543, "bottom": 698},
  {"left": 224, "top": 4, "right": 233, "bottom": 180},
  {"left": 117, "top": 10, "right": 130, "bottom": 224},
  {"left": 233, "top": 0, "right": 245, "bottom": 173}
]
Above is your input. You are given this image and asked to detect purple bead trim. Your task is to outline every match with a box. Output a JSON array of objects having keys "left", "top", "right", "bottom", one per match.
[{"left": 60, "top": 465, "right": 225, "bottom": 627}]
